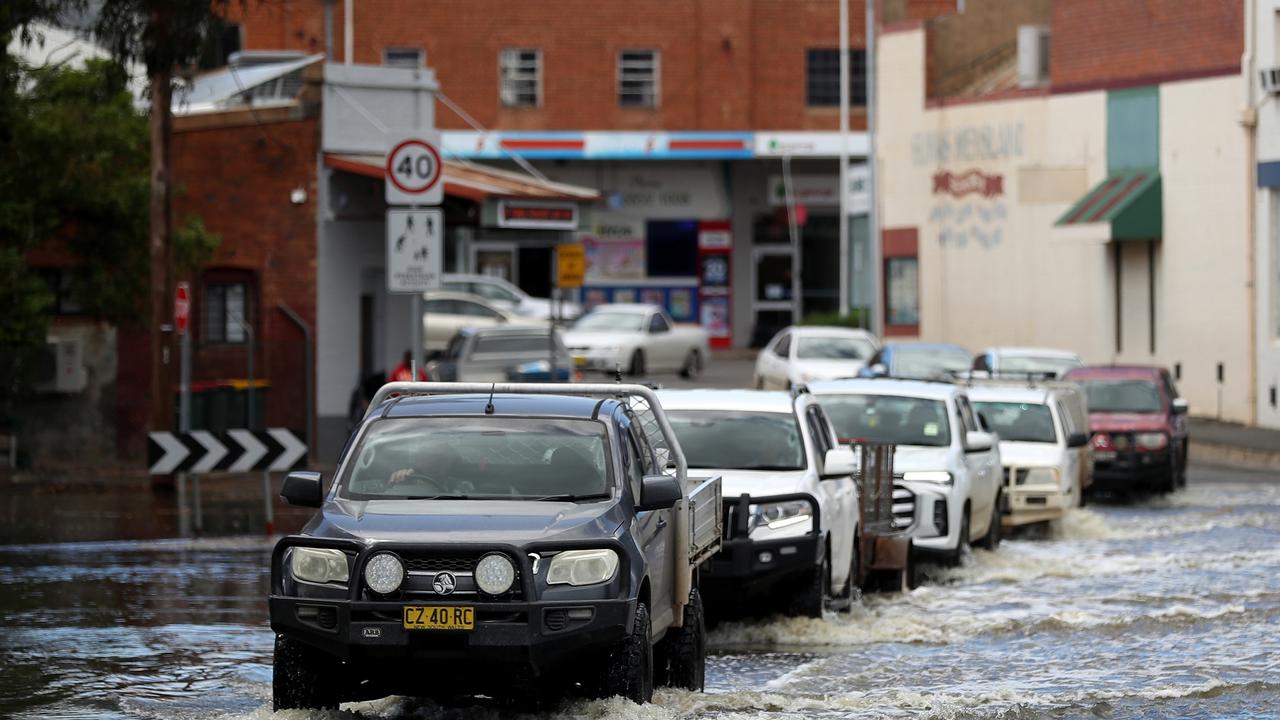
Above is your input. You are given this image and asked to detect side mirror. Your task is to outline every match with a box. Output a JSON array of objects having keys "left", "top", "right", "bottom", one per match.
[
  {"left": 822, "top": 447, "right": 856, "bottom": 479},
  {"left": 1067, "top": 431, "right": 1090, "bottom": 448},
  {"left": 965, "top": 431, "right": 994, "bottom": 452},
  {"left": 637, "top": 474, "right": 682, "bottom": 511},
  {"left": 1171, "top": 398, "right": 1189, "bottom": 415},
  {"left": 281, "top": 471, "right": 324, "bottom": 508}
]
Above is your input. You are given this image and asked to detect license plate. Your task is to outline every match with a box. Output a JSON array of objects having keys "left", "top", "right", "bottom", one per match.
[
  {"left": 1094, "top": 451, "right": 1117, "bottom": 462},
  {"left": 573, "top": 355, "right": 588, "bottom": 367},
  {"left": 402, "top": 605, "right": 474, "bottom": 631}
]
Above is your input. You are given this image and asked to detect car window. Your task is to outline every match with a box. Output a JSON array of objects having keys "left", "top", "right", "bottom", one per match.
[
  {"left": 1055, "top": 399, "right": 1077, "bottom": 436},
  {"left": 445, "top": 334, "right": 468, "bottom": 359},
  {"left": 455, "top": 300, "right": 502, "bottom": 319},
  {"left": 648, "top": 313, "right": 670, "bottom": 333},
  {"left": 819, "top": 394, "right": 951, "bottom": 447},
  {"left": 1160, "top": 371, "right": 1179, "bottom": 402},
  {"left": 474, "top": 281, "right": 520, "bottom": 303},
  {"left": 620, "top": 425, "right": 645, "bottom": 500},
  {"left": 667, "top": 410, "right": 805, "bottom": 471},
  {"left": 956, "top": 396, "right": 981, "bottom": 433},
  {"left": 441, "top": 281, "right": 467, "bottom": 293},
  {"left": 1077, "top": 379, "right": 1163, "bottom": 413},
  {"left": 795, "top": 336, "right": 875, "bottom": 360},
  {"left": 573, "top": 311, "right": 646, "bottom": 332},
  {"left": 772, "top": 333, "right": 792, "bottom": 357},
  {"left": 971, "top": 401, "right": 1057, "bottom": 443},
  {"left": 470, "top": 334, "right": 558, "bottom": 355},
  {"left": 805, "top": 406, "right": 832, "bottom": 456},
  {"left": 996, "top": 355, "right": 1082, "bottom": 378},
  {"left": 892, "top": 348, "right": 971, "bottom": 379}
]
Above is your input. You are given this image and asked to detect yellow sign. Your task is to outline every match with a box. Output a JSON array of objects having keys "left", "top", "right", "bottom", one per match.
[{"left": 557, "top": 244, "right": 586, "bottom": 288}]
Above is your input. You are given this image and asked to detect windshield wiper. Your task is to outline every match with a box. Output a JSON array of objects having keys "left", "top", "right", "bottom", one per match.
[
  {"left": 527, "top": 493, "right": 608, "bottom": 502},
  {"left": 401, "top": 494, "right": 473, "bottom": 500}
]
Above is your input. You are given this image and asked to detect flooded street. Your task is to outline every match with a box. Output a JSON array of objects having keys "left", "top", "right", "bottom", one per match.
[{"left": 1, "top": 466, "right": 1277, "bottom": 720}]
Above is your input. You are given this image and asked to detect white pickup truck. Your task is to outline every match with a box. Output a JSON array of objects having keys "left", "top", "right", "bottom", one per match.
[{"left": 564, "top": 303, "right": 710, "bottom": 379}]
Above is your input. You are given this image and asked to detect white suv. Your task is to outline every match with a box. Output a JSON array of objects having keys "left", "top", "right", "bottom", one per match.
[
  {"left": 658, "top": 389, "right": 860, "bottom": 618},
  {"left": 809, "top": 378, "right": 1003, "bottom": 564}
]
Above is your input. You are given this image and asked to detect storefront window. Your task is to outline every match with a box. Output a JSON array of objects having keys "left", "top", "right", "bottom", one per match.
[
  {"left": 886, "top": 257, "right": 919, "bottom": 327},
  {"left": 646, "top": 220, "right": 698, "bottom": 277}
]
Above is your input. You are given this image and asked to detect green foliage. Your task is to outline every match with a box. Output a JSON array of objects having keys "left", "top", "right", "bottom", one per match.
[
  {"left": 94, "top": 0, "right": 232, "bottom": 75},
  {"left": 800, "top": 309, "right": 872, "bottom": 331},
  {"left": 0, "top": 247, "right": 53, "bottom": 417},
  {"left": 175, "top": 215, "right": 221, "bottom": 276}
]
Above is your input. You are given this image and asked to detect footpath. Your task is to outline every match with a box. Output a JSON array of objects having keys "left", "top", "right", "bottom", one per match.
[{"left": 1188, "top": 418, "right": 1280, "bottom": 473}]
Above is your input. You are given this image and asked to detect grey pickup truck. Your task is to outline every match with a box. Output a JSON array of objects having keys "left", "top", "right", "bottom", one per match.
[{"left": 269, "top": 382, "right": 722, "bottom": 710}]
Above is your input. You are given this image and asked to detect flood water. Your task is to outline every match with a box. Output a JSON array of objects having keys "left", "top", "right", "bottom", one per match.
[{"left": 1, "top": 466, "right": 1277, "bottom": 719}]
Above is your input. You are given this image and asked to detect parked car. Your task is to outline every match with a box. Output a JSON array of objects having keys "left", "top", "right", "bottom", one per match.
[
  {"left": 658, "top": 389, "right": 860, "bottom": 618},
  {"left": 810, "top": 378, "right": 1003, "bottom": 564},
  {"left": 563, "top": 303, "right": 710, "bottom": 378},
  {"left": 969, "top": 384, "right": 1091, "bottom": 526},
  {"left": 860, "top": 342, "right": 972, "bottom": 380},
  {"left": 442, "top": 273, "right": 582, "bottom": 321},
  {"left": 269, "top": 382, "right": 722, "bottom": 709},
  {"left": 972, "top": 347, "right": 1085, "bottom": 379},
  {"left": 753, "top": 326, "right": 881, "bottom": 390},
  {"left": 1062, "top": 365, "right": 1189, "bottom": 494},
  {"left": 422, "top": 290, "right": 543, "bottom": 352},
  {"left": 425, "top": 326, "right": 576, "bottom": 383}
]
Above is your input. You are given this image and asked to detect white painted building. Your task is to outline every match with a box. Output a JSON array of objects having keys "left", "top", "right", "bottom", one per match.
[{"left": 1251, "top": 0, "right": 1280, "bottom": 428}]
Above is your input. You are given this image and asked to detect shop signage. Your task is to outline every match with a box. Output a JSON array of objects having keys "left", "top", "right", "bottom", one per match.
[
  {"left": 768, "top": 174, "right": 838, "bottom": 206},
  {"left": 497, "top": 200, "right": 579, "bottom": 230},
  {"left": 557, "top": 244, "right": 586, "bottom": 289},
  {"left": 848, "top": 164, "right": 870, "bottom": 215},
  {"left": 755, "top": 132, "right": 870, "bottom": 158},
  {"left": 911, "top": 122, "right": 1024, "bottom": 167},
  {"left": 932, "top": 170, "right": 1004, "bottom": 199},
  {"left": 386, "top": 208, "right": 443, "bottom": 293},
  {"left": 385, "top": 130, "right": 444, "bottom": 206}
]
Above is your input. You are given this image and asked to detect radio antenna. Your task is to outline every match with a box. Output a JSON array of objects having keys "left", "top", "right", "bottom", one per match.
[{"left": 484, "top": 383, "right": 497, "bottom": 415}]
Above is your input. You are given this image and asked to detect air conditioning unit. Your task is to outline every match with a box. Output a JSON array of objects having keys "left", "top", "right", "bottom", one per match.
[
  {"left": 33, "top": 336, "right": 87, "bottom": 394},
  {"left": 1261, "top": 66, "right": 1280, "bottom": 95},
  {"left": 1017, "top": 25, "right": 1051, "bottom": 89}
]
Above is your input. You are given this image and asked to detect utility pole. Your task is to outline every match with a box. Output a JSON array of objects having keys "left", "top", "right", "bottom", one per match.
[
  {"left": 866, "top": 0, "right": 882, "bottom": 337},
  {"left": 838, "top": 0, "right": 851, "bottom": 316},
  {"left": 148, "top": 20, "right": 175, "bottom": 439}
]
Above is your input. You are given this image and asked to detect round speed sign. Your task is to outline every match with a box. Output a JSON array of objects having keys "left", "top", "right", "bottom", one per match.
[{"left": 385, "top": 138, "right": 443, "bottom": 202}]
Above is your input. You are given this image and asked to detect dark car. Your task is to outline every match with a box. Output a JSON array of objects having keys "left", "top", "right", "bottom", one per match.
[
  {"left": 1062, "top": 365, "right": 1189, "bottom": 494},
  {"left": 268, "top": 382, "right": 722, "bottom": 710},
  {"left": 426, "top": 326, "right": 577, "bottom": 383},
  {"left": 859, "top": 342, "right": 973, "bottom": 380}
]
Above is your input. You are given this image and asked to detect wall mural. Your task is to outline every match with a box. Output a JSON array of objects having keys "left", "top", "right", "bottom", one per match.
[{"left": 930, "top": 169, "right": 1007, "bottom": 249}]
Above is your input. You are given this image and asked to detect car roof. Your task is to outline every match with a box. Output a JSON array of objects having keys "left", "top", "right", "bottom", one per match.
[
  {"left": 442, "top": 273, "right": 515, "bottom": 286},
  {"left": 656, "top": 389, "right": 797, "bottom": 414},
  {"left": 465, "top": 325, "right": 555, "bottom": 338},
  {"left": 585, "top": 303, "right": 660, "bottom": 314},
  {"left": 374, "top": 393, "right": 617, "bottom": 420},
  {"left": 967, "top": 385, "right": 1051, "bottom": 404},
  {"left": 885, "top": 341, "right": 970, "bottom": 354},
  {"left": 423, "top": 289, "right": 502, "bottom": 305},
  {"left": 982, "top": 346, "right": 1082, "bottom": 359},
  {"left": 783, "top": 325, "right": 878, "bottom": 340},
  {"left": 808, "top": 377, "right": 958, "bottom": 399},
  {"left": 1063, "top": 365, "right": 1162, "bottom": 380}
]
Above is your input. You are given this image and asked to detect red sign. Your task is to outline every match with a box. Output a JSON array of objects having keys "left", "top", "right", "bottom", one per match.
[
  {"left": 496, "top": 201, "right": 579, "bottom": 230},
  {"left": 932, "top": 170, "right": 1004, "bottom": 199},
  {"left": 174, "top": 282, "right": 191, "bottom": 335}
]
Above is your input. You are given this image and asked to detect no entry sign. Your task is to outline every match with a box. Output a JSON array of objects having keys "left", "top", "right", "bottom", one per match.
[
  {"left": 174, "top": 282, "right": 191, "bottom": 335},
  {"left": 385, "top": 130, "right": 443, "bottom": 206}
]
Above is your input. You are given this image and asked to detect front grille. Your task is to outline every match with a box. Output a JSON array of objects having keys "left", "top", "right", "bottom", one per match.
[
  {"left": 402, "top": 555, "right": 478, "bottom": 574},
  {"left": 1004, "top": 467, "right": 1030, "bottom": 486},
  {"left": 362, "top": 550, "right": 524, "bottom": 601},
  {"left": 891, "top": 483, "right": 915, "bottom": 530}
]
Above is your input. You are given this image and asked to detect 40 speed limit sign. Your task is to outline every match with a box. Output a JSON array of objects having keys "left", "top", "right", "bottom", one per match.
[{"left": 385, "top": 130, "right": 443, "bottom": 206}]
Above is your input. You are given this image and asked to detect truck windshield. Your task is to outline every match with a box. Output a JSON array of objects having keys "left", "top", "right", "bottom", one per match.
[
  {"left": 1077, "top": 379, "right": 1162, "bottom": 413},
  {"left": 997, "top": 355, "right": 1082, "bottom": 377},
  {"left": 893, "top": 349, "right": 970, "bottom": 379},
  {"left": 340, "top": 417, "right": 610, "bottom": 500},
  {"left": 572, "top": 311, "right": 645, "bottom": 332},
  {"left": 972, "top": 401, "right": 1057, "bottom": 443},
  {"left": 667, "top": 410, "right": 805, "bottom": 471},
  {"left": 819, "top": 394, "right": 951, "bottom": 447}
]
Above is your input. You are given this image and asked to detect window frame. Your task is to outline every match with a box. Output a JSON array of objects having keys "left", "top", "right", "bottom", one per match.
[
  {"left": 805, "top": 48, "right": 867, "bottom": 107},
  {"left": 617, "top": 48, "right": 660, "bottom": 108},
  {"left": 201, "top": 272, "right": 255, "bottom": 346},
  {"left": 499, "top": 47, "right": 542, "bottom": 108},
  {"left": 382, "top": 47, "right": 424, "bottom": 68}
]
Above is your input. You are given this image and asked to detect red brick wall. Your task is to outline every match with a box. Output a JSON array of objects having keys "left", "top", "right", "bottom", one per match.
[
  {"left": 169, "top": 117, "right": 319, "bottom": 434},
  {"left": 1051, "top": 0, "right": 1242, "bottom": 91},
  {"left": 232, "top": 0, "right": 868, "bottom": 131}
]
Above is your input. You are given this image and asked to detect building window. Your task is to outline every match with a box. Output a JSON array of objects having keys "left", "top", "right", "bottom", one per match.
[
  {"left": 885, "top": 257, "right": 919, "bottom": 326},
  {"left": 618, "top": 49, "right": 659, "bottom": 108},
  {"left": 34, "top": 268, "right": 83, "bottom": 315},
  {"left": 383, "top": 47, "right": 424, "bottom": 68},
  {"left": 806, "top": 48, "right": 866, "bottom": 106},
  {"left": 203, "top": 279, "right": 251, "bottom": 344},
  {"left": 499, "top": 48, "right": 541, "bottom": 107}
]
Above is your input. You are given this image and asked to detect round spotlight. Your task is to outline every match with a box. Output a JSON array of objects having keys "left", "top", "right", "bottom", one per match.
[
  {"left": 474, "top": 553, "right": 516, "bottom": 595},
  {"left": 363, "top": 552, "right": 404, "bottom": 595}
]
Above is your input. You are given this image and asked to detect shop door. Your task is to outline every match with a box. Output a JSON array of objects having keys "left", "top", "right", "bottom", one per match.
[
  {"left": 752, "top": 247, "right": 799, "bottom": 347},
  {"left": 470, "top": 243, "right": 518, "bottom": 283},
  {"left": 518, "top": 246, "right": 553, "bottom": 300}
]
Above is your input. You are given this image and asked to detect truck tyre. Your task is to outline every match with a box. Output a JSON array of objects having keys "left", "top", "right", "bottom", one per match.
[
  {"left": 950, "top": 506, "right": 971, "bottom": 567},
  {"left": 680, "top": 349, "right": 703, "bottom": 379},
  {"left": 598, "top": 602, "right": 654, "bottom": 703},
  {"left": 787, "top": 554, "right": 829, "bottom": 618},
  {"left": 976, "top": 492, "right": 1002, "bottom": 550},
  {"left": 834, "top": 538, "right": 860, "bottom": 610},
  {"left": 629, "top": 350, "right": 646, "bottom": 377},
  {"left": 272, "top": 634, "right": 339, "bottom": 711},
  {"left": 656, "top": 589, "right": 706, "bottom": 691}
]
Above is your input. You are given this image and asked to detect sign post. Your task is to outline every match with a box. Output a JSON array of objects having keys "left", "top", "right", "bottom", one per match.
[
  {"left": 174, "top": 282, "right": 193, "bottom": 537},
  {"left": 553, "top": 244, "right": 586, "bottom": 381},
  {"left": 386, "top": 131, "right": 445, "bottom": 380}
]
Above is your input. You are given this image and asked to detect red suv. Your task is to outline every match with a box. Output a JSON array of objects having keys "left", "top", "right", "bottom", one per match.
[{"left": 1061, "top": 366, "right": 1189, "bottom": 494}]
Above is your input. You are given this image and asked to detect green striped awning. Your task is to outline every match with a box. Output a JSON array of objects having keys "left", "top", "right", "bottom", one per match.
[{"left": 1054, "top": 168, "right": 1161, "bottom": 240}]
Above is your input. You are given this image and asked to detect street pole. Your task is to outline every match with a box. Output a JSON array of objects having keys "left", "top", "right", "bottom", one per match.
[
  {"left": 411, "top": 292, "right": 424, "bottom": 380},
  {"left": 838, "top": 0, "right": 851, "bottom": 317},
  {"left": 177, "top": 331, "right": 191, "bottom": 538},
  {"left": 866, "top": 0, "right": 882, "bottom": 337}
]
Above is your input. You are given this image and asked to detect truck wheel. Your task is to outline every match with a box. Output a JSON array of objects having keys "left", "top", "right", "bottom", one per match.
[
  {"left": 272, "top": 634, "right": 339, "bottom": 711},
  {"left": 976, "top": 492, "right": 1002, "bottom": 550},
  {"left": 787, "top": 555, "right": 829, "bottom": 619},
  {"left": 629, "top": 350, "right": 646, "bottom": 377},
  {"left": 949, "top": 507, "right": 970, "bottom": 567},
  {"left": 834, "top": 539, "right": 860, "bottom": 610},
  {"left": 679, "top": 349, "right": 703, "bottom": 379},
  {"left": 656, "top": 589, "right": 706, "bottom": 691},
  {"left": 597, "top": 602, "right": 654, "bottom": 703}
]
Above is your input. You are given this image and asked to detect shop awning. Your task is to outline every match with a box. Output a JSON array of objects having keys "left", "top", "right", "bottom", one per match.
[
  {"left": 1054, "top": 168, "right": 1161, "bottom": 240},
  {"left": 323, "top": 153, "right": 600, "bottom": 203}
]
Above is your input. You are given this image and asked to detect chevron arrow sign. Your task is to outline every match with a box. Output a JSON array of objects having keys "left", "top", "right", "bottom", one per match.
[{"left": 147, "top": 429, "right": 307, "bottom": 475}]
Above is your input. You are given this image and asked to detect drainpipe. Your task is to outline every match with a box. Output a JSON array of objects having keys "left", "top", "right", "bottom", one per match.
[
  {"left": 323, "top": 0, "right": 333, "bottom": 61},
  {"left": 277, "top": 303, "right": 315, "bottom": 462},
  {"left": 1243, "top": 0, "right": 1258, "bottom": 425},
  {"left": 343, "top": 0, "right": 353, "bottom": 65}
]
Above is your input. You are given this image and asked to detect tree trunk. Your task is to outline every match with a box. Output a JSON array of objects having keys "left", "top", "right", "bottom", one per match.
[{"left": 148, "top": 69, "right": 174, "bottom": 436}]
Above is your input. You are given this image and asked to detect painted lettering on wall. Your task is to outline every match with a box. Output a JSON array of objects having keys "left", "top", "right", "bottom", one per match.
[
  {"left": 911, "top": 122, "right": 1024, "bottom": 167},
  {"left": 930, "top": 169, "right": 1007, "bottom": 249}
]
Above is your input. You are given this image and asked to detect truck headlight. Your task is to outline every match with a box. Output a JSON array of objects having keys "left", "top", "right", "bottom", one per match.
[
  {"left": 546, "top": 549, "right": 619, "bottom": 586},
  {"left": 1022, "top": 467, "right": 1060, "bottom": 486},
  {"left": 290, "top": 547, "right": 349, "bottom": 584},
  {"left": 748, "top": 500, "right": 813, "bottom": 537},
  {"left": 1135, "top": 432, "right": 1169, "bottom": 450},
  {"left": 363, "top": 552, "right": 404, "bottom": 594},
  {"left": 902, "top": 470, "right": 953, "bottom": 485},
  {"left": 475, "top": 553, "right": 517, "bottom": 594}
]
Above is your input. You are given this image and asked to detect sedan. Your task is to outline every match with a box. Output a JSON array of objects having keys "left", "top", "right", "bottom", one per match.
[{"left": 754, "top": 326, "right": 880, "bottom": 390}]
